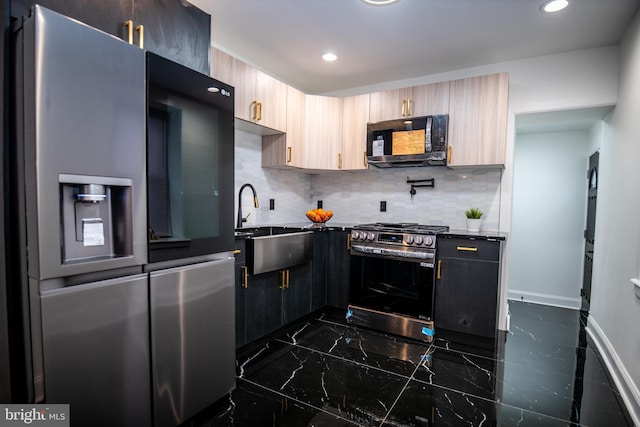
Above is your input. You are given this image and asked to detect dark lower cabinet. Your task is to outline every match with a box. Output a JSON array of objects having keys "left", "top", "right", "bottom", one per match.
[
  {"left": 235, "top": 237, "right": 314, "bottom": 346},
  {"left": 326, "top": 229, "right": 351, "bottom": 309},
  {"left": 282, "top": 263, "right": 313, "bottom": 324},
  {"left": 11, "top": 0, "right": 210, "bottom": 74},
  {"left": 311, "top": 229, "right": 329, "bottom": 311},
  {"left": 235, "top": 228, "right": 351, "bottom": 347},
  {"left": 434, "top": 236, "right": 502, "bottom": 338},
  {"left": 244, "top": 270, "right": 284, "bottom": 344},
  {"left": 234, "top": 238, "right": 247, "bottom": 347}
]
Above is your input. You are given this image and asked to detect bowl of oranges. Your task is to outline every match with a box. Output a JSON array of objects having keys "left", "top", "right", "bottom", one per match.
[{"left": 306, "top": 208, "right": 333, "bottom": 227}]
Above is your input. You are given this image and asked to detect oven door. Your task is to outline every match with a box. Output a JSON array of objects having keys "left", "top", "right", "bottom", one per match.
[{"left": 348, "top": 252, "right": 436, "bottom": 341}]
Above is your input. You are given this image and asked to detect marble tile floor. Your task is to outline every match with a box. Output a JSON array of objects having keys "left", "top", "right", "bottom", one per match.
[{"left": 186, "top": 301, "right": 633, "bottom": 426}]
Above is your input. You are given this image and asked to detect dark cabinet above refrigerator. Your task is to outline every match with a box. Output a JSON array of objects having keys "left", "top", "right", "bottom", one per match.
[{"left": 10, "top": 0, "right": 211, "bottom": 74}]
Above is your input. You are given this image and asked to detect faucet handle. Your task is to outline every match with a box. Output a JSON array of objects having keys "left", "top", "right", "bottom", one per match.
[{"left": 242, "top": 212, "right": 251, "bottom": 223}]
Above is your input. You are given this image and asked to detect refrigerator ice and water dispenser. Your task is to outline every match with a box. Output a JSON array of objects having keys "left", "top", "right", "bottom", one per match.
[{"left": 59, "top": 174, "right": 135, "bottom": 265}]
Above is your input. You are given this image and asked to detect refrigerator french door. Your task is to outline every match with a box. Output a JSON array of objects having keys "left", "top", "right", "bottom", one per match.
[
  {"left": 149, "top": 258, "right": 235, "bottom": 427},
  {"left": 145, "top": 51, "right": 237, "bottom": 426},
  {"left": 13, "top": 5, "right": 150, "bottom": 426},
  {"left": 39, "top": 275, "right": 150, "bottom": 426},
  {"left": 146, "top": 52, "right": 235, "bottom": 263}
]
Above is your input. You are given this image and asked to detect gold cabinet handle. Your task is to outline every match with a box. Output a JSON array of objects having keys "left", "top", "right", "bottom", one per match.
[
  {"left": 363, "top": 151, "right": 367, "bottom": 167},
  {"left": 436, "top": 260, "right": 442, "bottom": 279},
  {"left": 447, "top": 146, "right": 452, "bottom": 164},
  {"left": 233, "top": 249, "right": 241, "bottom": 254},
  {"left": 125, "top": 20, "right": 134, "bottom": 45},
  {"left": 407, "top": 98, "right": 412, "bottom": 116},
  {"left": 457, "top": 246, "right": 478, "bottom": 252},
  {"left": 401, "top": 100, "right": 406, "bottom": 117},
  {"left": 287, "top": 147, "right": 292, "bottom": 163},
  {"left": 347, "top": 234, "right": 351, "bottom": 250},
  {"left": 251, "top": 101, "right": 258, "bottom": 120},
  {"left": 256, "top": 102, "right": 263, "bottom": 121},
  {"left": 242, "top": 266, "right": 249, "bottom": 288},
  {"left": 136, "top": 24, "right": 144, "bottom": 49},
  {"left": 279, "top": 270, "right": 290, "bottom": 289},
  {"left": 338, "top": 153, "right": 342, "bottom": 169}
]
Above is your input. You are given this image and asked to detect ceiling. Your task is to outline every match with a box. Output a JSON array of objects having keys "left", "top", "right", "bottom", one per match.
[
  {"left": 189, "top": 0, "right": 638, "bottom": 132},
  {"left": 515, "top": 106, "right": 614, "bottom": 134},
  {"left": 191, "top": 0, "right": 638, "bottom": 94}
]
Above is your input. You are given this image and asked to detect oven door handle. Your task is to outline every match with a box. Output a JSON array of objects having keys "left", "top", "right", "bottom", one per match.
[{"left": 351, "top": 244, "right": 434, "bottom": 261}]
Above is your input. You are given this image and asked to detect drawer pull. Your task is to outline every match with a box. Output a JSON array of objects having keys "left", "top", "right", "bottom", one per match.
[
  {"left": 233, "top": 249, "right": 241, "bottom": 254},
  {"left": 457, "top": 246, "right": 478, "bottom": 252},
  {"left": 436, "top": 260, "right": 442, "bottom": 279}
]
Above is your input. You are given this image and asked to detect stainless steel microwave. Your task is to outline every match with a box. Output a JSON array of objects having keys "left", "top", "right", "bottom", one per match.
[{"left": 366, "top": 115, "right": 448, "bottom": 168}]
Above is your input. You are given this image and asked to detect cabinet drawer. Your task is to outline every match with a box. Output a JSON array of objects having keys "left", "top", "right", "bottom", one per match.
[{"left": 436, "top": 237, "right": 500, "bottom": 261}]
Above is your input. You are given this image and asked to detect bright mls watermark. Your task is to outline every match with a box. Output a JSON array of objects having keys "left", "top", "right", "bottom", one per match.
[{"left": 1, "top": 405, "right": 69, "bottom": 426}]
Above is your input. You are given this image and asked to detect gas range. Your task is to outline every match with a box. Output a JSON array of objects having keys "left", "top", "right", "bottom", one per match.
[{"left": 350, "top": 222, "right": 449, "bottom": 266}]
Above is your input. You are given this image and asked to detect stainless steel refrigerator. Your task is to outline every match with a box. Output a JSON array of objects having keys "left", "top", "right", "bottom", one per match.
[
  {"left": 145, "top": 51, "right": 236, "bottom": 427},
  {"left": 14, "top": 5, "right": 150, "bottom": 426},
  {"left": 14, "top": 6, "right": 236, "bottom": 427}
]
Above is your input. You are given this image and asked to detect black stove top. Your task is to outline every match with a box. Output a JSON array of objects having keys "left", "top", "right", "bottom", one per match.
[{"left": 354, "top": 222, "right": 449, "bottom": 234}]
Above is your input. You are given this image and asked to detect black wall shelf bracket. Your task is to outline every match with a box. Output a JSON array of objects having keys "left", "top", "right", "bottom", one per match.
[{"left": 407, "top": 177, "right": 435, "bottom": 197}]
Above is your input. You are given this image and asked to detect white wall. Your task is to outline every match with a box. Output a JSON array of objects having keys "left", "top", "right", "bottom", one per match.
[
  {"left": 586, "top": 7, "right": 640, "bottom": 422},
  {"left": 508, "top": 130, "right": 592, "bottom": 308}
]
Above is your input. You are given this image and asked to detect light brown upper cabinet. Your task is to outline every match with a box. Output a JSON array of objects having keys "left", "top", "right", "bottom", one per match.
[
  {"left": 369, "top": 82, "right": 450, "bottom": 123},
  {"left": 304, "top": 95, "right": 343, "bottom": 170},
  {"left": 341, "top": 94, "right": 370, "bottom": 170},
  {"left": 447, "top": 73, "right": 509, "bottom": 167},
  {"left": 211, "top": 47, "right": 287, "bottom": 132},
  {"left": 262, "top": 87, "right": 306, "bottom": 169}
]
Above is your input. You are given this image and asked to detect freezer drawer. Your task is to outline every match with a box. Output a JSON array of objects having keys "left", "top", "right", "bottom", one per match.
[
  {"left": 150, "top": 257, "right": 235, "bottom": 427},
  {"left": 40, "top": 274, "right": 151, "bottom": 427}
]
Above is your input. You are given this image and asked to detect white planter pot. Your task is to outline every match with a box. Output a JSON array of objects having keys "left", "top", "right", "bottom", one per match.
[{"left": 466, "top": 218, "right": 481, "bottom": 232}]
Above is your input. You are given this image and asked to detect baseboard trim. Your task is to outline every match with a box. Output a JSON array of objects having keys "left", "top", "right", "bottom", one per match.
[
  {"left": 507, "top": 290, "right": 581, "bottom": 310},
  {"left": 587, "top": 317, "right": 640, "bottom": 426}
]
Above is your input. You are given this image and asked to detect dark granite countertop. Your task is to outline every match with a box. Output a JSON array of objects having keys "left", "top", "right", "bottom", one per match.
[
  {"left": 234, "top": 223, "right": 355, "bottom": 238},
  {"left": 438, "top": 229, "right": 508, "bottom": 241},
  {"left": 234, "top": 224, "right": 507, "bottom": 240}
]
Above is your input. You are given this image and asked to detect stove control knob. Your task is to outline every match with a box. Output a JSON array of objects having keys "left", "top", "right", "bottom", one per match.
[
  {"left": 352, "top": 231, "right": 360, "bottom": 240},
  {"left": 367, "top": 232, "right": 376, "bottom": 241},
  {"left": 414, "top": 236, "right": 424, "bottom": 245},
  {"left": 404, "top": 235, "right": 414, "bottom": 245},
  {"left": 424, "top": 236, "right": 434, "bottom": 246}
]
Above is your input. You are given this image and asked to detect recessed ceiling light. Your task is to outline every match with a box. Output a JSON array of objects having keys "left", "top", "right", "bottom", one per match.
[
  {"left": 322, "top": 52, "right": 338, "bottom": 62},
  {"left": 541, "top": 0, "right": 568, "bottom": 13},
  {"left": 361, "top": 0, "right": 401, "bottom": 5}
]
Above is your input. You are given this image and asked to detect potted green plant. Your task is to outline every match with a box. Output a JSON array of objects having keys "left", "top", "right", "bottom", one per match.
[{"left": 465, "top": 208, "right": 483, "bottom": 232}]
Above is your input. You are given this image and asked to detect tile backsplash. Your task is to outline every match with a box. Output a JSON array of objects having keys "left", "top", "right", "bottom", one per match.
[{"left": 235, "top": 130, "right": 502, "bottom": 230}]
